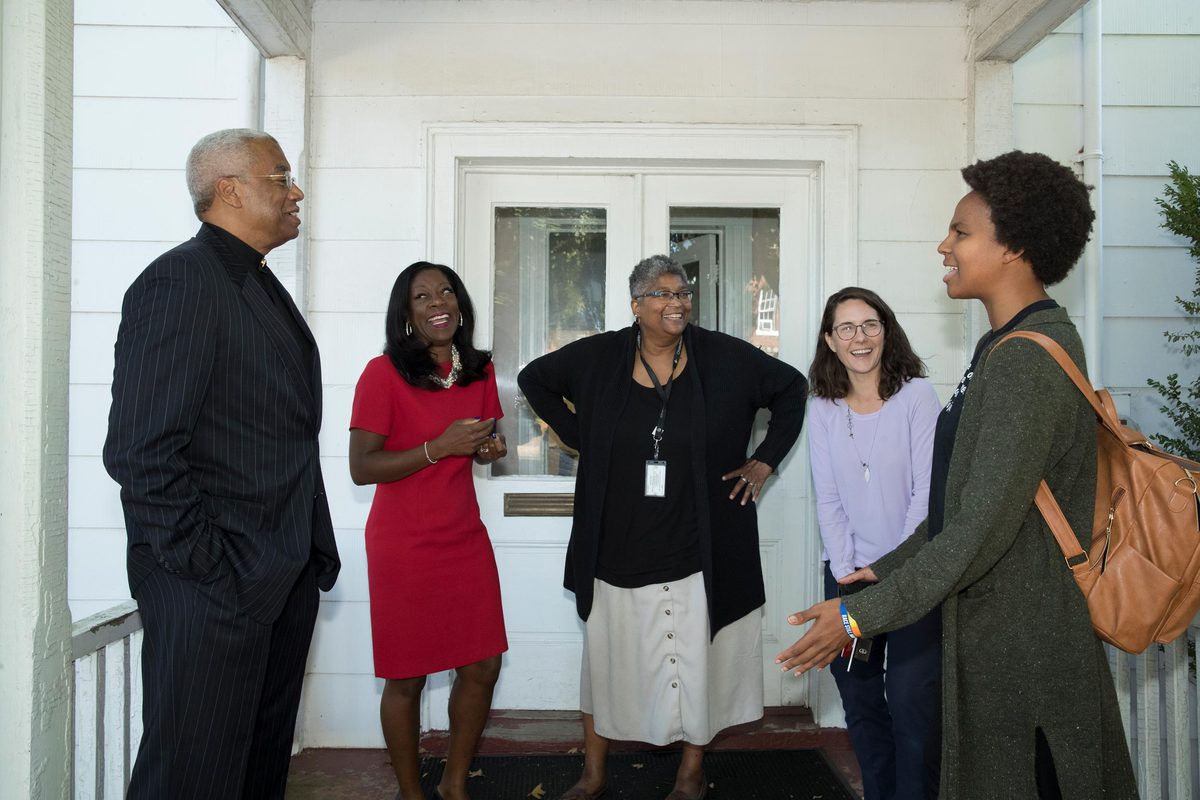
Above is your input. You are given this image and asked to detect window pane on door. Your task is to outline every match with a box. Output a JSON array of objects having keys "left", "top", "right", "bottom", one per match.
[
  {"left": 493, "top": 207, "right": 606, "bottom": 476},
  {"left": 669, "top": 208, "right": 781, "bottom": 355}
]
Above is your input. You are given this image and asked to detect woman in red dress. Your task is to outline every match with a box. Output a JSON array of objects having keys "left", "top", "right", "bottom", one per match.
[{"left": 349, "top": 261, "right": 509, "bottom": 800}]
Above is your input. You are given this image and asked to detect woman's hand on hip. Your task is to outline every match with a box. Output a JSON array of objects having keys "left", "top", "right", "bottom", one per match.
[
  {"left": 474, "top": 432, "right": 507, "bottom": 463},
  {"left": 838, "top": 566, "right": 878, "bottom": 584},
  {"left": 775, "top": 598, "right": 851, "bottom": 676},
  {"left": 428, "top": 417, "right": 496, "bottom": 460},
  {"left": 721, "top": 459, "right": 773, "bottom": 505}
]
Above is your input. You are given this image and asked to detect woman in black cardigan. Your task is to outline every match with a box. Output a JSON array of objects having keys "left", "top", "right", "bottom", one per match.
[{"left": 518, "top": 255, "right": 807, "bottom": 800}]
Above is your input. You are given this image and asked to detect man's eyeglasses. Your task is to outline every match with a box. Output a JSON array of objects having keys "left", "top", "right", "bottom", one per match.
[
  {"left": 232, "top": 171, "right": 298, "bottom": 189},
  {"left": 257, "top": 171, "right": 298, "bottom": 189},
  {"left": 635, "top": 289, "right": 695, "bottom": 302},
  {"left": 832, "top": 319, "right": 883, "bottom": 340}
]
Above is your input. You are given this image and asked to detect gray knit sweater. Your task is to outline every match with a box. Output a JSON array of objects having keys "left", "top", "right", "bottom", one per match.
[{"left": 846, "top": 307, "right": 1137, "bottom": 799}]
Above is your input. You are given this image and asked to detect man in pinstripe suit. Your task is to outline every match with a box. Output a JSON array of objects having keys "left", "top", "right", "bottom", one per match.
[{"left": 104, "top": 129, "right": 341, "bottom": 799}]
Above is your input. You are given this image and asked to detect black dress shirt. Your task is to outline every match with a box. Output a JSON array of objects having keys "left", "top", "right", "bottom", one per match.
[{"left": 204, "top": 222, "right": 313, "bottom": 366}]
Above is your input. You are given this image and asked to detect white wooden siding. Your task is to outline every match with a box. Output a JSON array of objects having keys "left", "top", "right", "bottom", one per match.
[
  {"left": 1014, "top": 0, "right": 1200, "bottom": 440},
  {"left": 68, "top": 3, "right": 261, "bottom": 621}
]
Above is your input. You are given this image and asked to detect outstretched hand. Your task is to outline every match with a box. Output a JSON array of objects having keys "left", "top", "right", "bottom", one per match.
[
  {"left": 775, "top": 598, "right": 852, "bottom": 676},
  {"left": 721, "top": 459, "right": 773, "bottom": 505}
]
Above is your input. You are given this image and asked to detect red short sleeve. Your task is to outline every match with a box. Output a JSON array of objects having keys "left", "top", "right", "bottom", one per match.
[
  {"left": 482, "top": 362, "right": 504, "bottom": 422},
  {"left": 350, "top": 356, "right": 395, "bottom": 437}
]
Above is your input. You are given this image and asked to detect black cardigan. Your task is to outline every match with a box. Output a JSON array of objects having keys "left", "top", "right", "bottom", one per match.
[{"left": 517, "top": 323, "right": 808, "bottom": 637}]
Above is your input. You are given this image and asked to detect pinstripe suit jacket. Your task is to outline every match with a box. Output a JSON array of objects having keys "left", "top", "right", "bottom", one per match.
[{"left": 104, "top": 224, "right": 340, "bottom": 623}]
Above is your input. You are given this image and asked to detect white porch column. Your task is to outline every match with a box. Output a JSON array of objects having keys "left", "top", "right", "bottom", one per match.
[
  {"left": 0, "top": 0, "right": 75, "bottom": 796},
  {"left": 217, "top": 1, "right": 312, "bottom": 311},
  {"left": 964, "top": 60, "right": 1016, "bottom": 343},
  {"left": 262, "top": 55, "right": 309, "bottom": 311}
]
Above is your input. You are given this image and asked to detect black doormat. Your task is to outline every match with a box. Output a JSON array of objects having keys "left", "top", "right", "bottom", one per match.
[{"left": 418, "top": 749, "right": 856, "bottom": 799}]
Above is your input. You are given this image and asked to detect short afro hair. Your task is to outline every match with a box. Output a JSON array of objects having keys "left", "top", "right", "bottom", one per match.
[{"left": 961, "top": 151, "right": 1095, "bottom": 286}]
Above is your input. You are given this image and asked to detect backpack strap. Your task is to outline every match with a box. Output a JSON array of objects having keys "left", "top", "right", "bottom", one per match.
[
  {"left": 997, "top": 331, "right": 1144, "bottom": 446},
  {"left": 1034, "top": 480, "right": 1092, "bottom": 573},
  {"left": 991, "top": 331, "right": 1094, "bottom": 574}
]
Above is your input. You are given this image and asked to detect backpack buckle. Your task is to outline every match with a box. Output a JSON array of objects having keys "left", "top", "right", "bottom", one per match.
[{"left": 1065, "top": 553, "right": 1089, "bottom": 569}]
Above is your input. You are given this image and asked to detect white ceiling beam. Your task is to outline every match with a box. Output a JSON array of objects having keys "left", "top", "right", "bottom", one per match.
[
  {"left": 973, "top": 0, "right": 1088, "bottom": 62},
  {"left": 217, "top": 0, "right": 310, "bottom": 59}
]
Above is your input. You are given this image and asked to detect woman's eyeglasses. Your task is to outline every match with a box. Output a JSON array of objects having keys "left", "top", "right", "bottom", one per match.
[
  {"left": 635, "top": 289, "right": 695, "bottom": 302},
  {"left": 832, "top": 319, "right": 883, "bottom": 340}
]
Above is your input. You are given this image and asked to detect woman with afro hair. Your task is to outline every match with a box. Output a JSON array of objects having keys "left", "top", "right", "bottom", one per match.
[{"left": 778, "top": 151, "right": 1137, "bottom": 799}]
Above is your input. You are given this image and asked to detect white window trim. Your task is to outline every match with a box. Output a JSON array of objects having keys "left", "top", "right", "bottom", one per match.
[{"left": 425, "top": 122, "right": 858, "bottom": 340}]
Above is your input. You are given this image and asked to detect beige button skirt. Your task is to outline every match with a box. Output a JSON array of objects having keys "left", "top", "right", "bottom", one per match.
[{"left": 580, "top": 570, "right": 764, "bottom": 746}]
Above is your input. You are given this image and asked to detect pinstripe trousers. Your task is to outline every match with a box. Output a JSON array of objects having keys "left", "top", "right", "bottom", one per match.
[{"left": 127, "top": 560, "right": 319, "bottom": 800}]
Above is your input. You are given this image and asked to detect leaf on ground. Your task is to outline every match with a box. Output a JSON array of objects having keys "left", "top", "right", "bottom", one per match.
[
  {"left": 528, "top": 782, "right": 546, "bottom": 798},
  {"left": 468, "top": 768, "right": 484, "bottom": 778},
  {"left": 632, "top": 762, "right": 644, "bottom": 769},
  {"left": 566, "top": 747, "right": 581, "bottom": 755}
]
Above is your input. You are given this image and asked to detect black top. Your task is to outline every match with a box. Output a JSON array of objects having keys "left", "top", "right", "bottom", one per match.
[
  {"left": 205, "top": 222, "right": 313, "bottom": 364},
  {"left": 517, "top": 323, "right": 808, "bottom": 637},
  {"left": 598, "top": 372, "right": 701, "bottom": 587},
  {"left": 927, "top": 298, "right": 1059, "bottom": 538}
]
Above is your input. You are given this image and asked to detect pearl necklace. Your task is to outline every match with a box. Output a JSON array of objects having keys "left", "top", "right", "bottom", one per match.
[
  {"left": 431, "top": 345, "right": 461, "bottom": 389},
  {"left": 845, "top": 400, "right": 883, "bottom": 482}
]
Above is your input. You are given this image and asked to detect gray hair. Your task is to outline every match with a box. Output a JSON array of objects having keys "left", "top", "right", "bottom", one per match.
[
  {"left": 628, "top": 254, "right": 689, "bottom": 298},
  {"left": 185, "top": 129, "right": 278, "bottom": 217}
]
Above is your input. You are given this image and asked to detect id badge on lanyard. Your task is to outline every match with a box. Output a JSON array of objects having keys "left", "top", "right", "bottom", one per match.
[
  {"left": 639, "top": 335, "right": 682, "bottom": 499},
  {"left": 645, "top": 459, "right": 667, "bottom": 497}
]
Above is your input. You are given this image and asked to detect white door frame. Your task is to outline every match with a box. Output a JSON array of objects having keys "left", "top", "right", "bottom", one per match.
[{"left": 427, "top": 122, "right": 858, "bottom": 726}]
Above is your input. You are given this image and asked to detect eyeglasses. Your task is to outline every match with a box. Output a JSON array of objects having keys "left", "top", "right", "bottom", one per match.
[
  {"left": 832, "top": 319, "right": 883, "bottom": 340},
  {"left": 257, "top": 171, "right": 298, "bottom": 189},
  {"left": 635, "top": 289, "right": 695, "bottom": 302},
  {"left": 232, "top": 171, "right": 298, "bottom": 189}
]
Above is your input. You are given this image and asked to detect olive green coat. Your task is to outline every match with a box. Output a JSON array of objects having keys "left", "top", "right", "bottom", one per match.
[{"left": 845, "top": 307, "right": 1137, "bottom": 799}]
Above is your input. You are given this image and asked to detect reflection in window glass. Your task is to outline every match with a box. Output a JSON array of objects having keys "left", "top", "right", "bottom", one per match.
[
  {"left": 492, "top": 208, "right": 606, "bottom": 476},
  {"left": 669, "top": 207, "right": 781, "bottom": 356}
]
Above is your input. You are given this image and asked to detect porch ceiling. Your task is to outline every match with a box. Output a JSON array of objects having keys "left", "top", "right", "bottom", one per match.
[{"left": 220, "top": 0, "right": 1085, "bottom": 64}]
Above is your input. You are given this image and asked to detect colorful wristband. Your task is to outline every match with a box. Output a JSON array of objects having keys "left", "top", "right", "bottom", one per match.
[{"left": 839, "top": 600, "right": 863, "bottom": 638}]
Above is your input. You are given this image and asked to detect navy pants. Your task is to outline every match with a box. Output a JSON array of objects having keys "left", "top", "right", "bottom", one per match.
[
  {"left": 825, "top": 564, "right": 941, "bottom": 800},
  {"left": 128, "top": 560, "right": 319, "bottom": 800}
]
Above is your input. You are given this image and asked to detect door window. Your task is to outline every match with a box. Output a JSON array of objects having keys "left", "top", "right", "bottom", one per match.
[
  {"left": 492, "top": 207, "right": 607, "bottom": 477},
  {"left": 669, "top": 207, "right": 781, "bottom": 355}
]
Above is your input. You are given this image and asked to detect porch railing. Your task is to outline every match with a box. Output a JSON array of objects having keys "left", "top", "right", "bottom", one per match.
[
  {"left": 67, "top": 600, "right": 1200, "bottom": 798},
  {"left": 72, "top": 601, "right": 142, "bottom": 799},
  {"left": 1110, "top": 624, "right": 1200, "bottom": 800}
]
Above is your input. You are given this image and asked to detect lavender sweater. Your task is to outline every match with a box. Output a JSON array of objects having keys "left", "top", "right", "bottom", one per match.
[{"left": 808, "top": 378, "right": 940, "bottom": 579}]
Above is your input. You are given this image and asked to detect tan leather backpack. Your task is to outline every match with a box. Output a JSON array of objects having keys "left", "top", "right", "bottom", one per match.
[{"left": 998, "top": 331, "right": 1200, "bottom": 653}]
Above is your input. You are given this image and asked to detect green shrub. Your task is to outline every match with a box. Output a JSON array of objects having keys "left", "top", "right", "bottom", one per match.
[{"left": 1147, "top": 161, "right": 1200, "bottom": 461}]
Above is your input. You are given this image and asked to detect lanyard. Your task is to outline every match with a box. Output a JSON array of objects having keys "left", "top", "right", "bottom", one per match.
[{"left": 637, "top": 333, "right": 683, "bottom": 460}]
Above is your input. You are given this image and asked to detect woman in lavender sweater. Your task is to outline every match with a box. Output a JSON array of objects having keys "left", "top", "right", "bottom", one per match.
[{"left": 807, "top": 287, "right": 942, "bottom": 800}]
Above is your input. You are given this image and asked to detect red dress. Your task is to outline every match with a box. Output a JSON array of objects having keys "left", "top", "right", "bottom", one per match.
[{"left": 350, "top": 355, "right": 507, "bottom": 678}]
